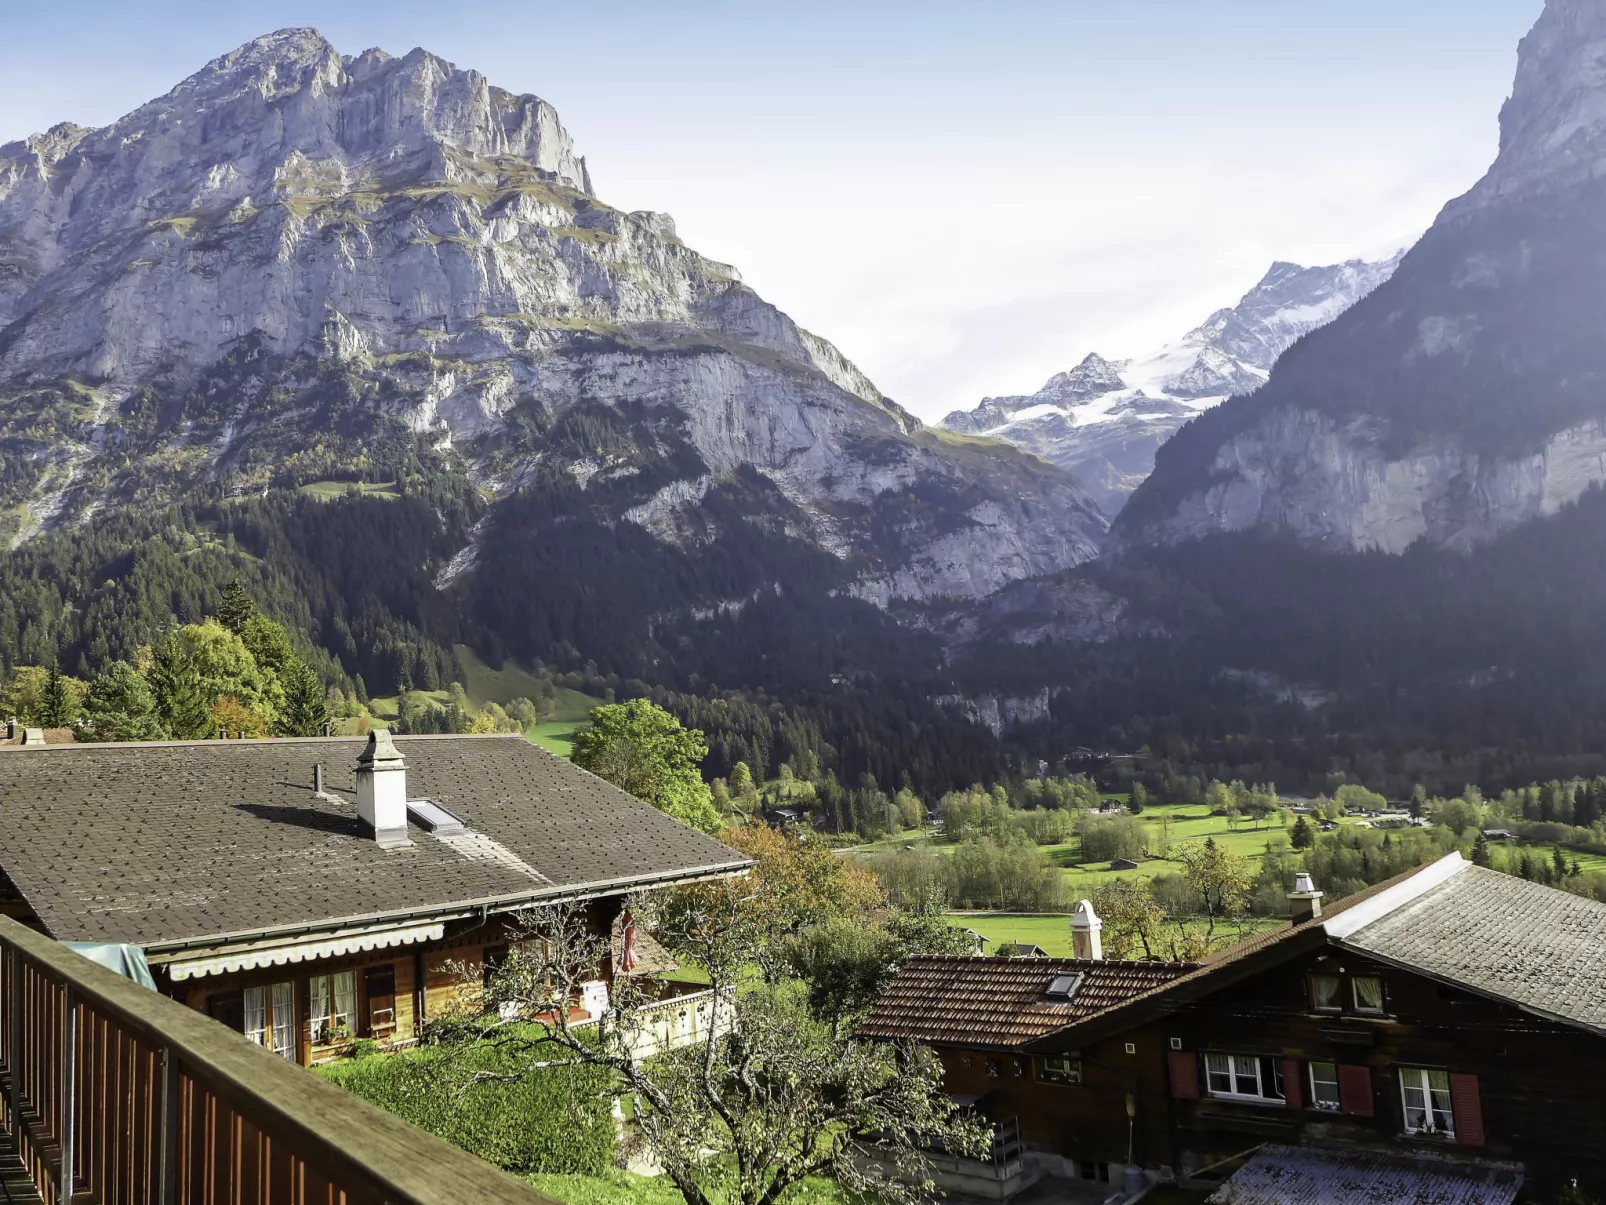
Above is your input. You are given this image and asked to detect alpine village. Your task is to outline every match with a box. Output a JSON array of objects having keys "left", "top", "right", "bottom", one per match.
[{"left": 2, "top": 3, "right": 1606, "bottom": 1204}]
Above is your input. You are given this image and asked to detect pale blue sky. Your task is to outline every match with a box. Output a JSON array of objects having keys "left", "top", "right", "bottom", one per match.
[{"left": 0, "top": 1, "right": 1541, "bottom": 416}]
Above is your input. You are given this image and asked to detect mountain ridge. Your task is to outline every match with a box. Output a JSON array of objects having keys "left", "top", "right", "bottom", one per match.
[{"left": 938, "top": 252, "right": 1402, "bottom": 514}]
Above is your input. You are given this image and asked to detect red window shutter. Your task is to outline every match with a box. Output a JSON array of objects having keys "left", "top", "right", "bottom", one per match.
[
  {"left": 1449, "top": 1073, "right": 1485, "bottom": 1147},
  {"left": 1282, "top": 1059, "right": 1303, "bottom": 1110},
  {"left": 1168, "top": 1051, "right": 1200, "bottom": 1100},
  {"left": 1338, "top": 1064, "right": 1374, "bottom": 1116}
]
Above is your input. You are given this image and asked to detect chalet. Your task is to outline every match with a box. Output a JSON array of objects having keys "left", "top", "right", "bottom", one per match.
[
  {"left": 1109, "top": 857, "right": 1140, "bottom": 871},
  {"left": 864, "top": 859, "right": 1606, "bottom": 1201},
  {"left": 0, "top": 732, "right": 749, "bottom": 1067}
]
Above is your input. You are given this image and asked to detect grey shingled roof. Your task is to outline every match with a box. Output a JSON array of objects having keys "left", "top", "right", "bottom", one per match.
[
  {"left": 0, "top": 735, "right": 747, "bottom": 947},
  {"left": 857, "top": 956, "right": 1195, "bottom": 1049},
  {"left": 1210, "top": 1144, "right": 1522, "bottom": 1205},
  {"left": 1340, "top": 863, "right": 1606, "bottom": 1035}
]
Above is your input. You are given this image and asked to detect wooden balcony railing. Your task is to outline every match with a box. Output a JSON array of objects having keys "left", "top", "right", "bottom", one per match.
[{"left": 0, "top": 916, "right": 560, "bottom": 1205}]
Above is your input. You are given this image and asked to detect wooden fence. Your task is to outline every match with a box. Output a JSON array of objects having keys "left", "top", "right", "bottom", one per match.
[{"left": 0, "top": 916, "right": 559, "bottom": 1205}]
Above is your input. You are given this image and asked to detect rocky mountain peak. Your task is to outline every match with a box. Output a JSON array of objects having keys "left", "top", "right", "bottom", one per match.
[
  {"left": 1039, "top": 353, "right": 1128, "bottom": 404},
  {"left": 1449, "top": 0, "right": 1606, "bottom": 218}
]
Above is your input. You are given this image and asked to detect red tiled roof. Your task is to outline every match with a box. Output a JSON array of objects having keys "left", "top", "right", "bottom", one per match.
[{"left": 857, "top": 956, "right": 1196, "bottom": 1049}]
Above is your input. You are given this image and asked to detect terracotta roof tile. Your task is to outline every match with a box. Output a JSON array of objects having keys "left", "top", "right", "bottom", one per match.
[{"left": 857, "top": 956, "right": 1195, "bottom": 1049}]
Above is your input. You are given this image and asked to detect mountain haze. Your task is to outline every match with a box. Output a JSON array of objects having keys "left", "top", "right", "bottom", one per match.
[
  {"left": 1120, "top": 0, "right": 1606, "bottom": 552},
  {"left": 939, "top": 254, "right": 1401, "bottom": 514}
]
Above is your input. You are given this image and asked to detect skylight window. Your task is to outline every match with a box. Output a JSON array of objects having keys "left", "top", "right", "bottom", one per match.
[
  {"left": 406, "top": 799, "right": 468, "bottom": 836},
  {"left": 1045, "top": 973, "right": 1084, "bottom": 1001}
]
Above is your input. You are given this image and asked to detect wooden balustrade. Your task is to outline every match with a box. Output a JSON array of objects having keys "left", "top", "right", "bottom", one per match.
[{"left": 0, "top": 917, "right": 559, "bottom": 1205}]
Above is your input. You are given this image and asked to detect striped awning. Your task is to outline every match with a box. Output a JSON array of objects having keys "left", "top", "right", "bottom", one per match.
[{"left": 163, "top": 921, "right": 445, "bottom": 982}]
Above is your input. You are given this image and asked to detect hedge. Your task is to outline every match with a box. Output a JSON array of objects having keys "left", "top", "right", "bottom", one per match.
[{"left": 316, "top": 1042, "right": 615, "bottom": 1175}]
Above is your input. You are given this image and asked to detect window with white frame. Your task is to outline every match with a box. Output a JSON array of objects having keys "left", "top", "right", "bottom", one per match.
[
  {"left": 1352, "top": 976, "right": 1385, "bottom": 1015},
  {"left": 243, "top": 986, "right": 267, "bottom": 1046},
  {"left": 1400, "top": 1068, "right": 1454, "bottom": 1136},
  {"left": 1204, "top": 1054, "right": 1285, "bottom": 1102},
  {"left": 309, "top": 970, "right": 357, "bottom": 1043},
  {"left": 271, "top": 982, "right": 296, "bottom": 1062},
  {"left": 1308, "top": 1061, "right": 1341, "bottom": 1111}
]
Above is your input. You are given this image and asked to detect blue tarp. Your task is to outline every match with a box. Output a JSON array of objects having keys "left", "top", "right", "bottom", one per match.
[{"left": 61, "top": 942, "right": 157, "bottom": 990}]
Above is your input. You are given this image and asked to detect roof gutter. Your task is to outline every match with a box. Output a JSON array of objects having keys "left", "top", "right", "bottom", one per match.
[{"left": 139, "top": 858, "right": 752, "bottom": 959}]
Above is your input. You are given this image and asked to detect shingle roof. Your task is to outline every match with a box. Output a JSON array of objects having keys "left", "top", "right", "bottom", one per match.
[
  {"left": 1339, "top": 862, "right": 1606, "bottom": 1035},
  {"left": 857, "top": 955, "right": 1195, "bottom": 1049},
  {"left": 0, "top": 735, "right": 747, "bottom": 947},
  {"left": 1210, "top": 1143, "right": 1522, "bottom": 1205}
]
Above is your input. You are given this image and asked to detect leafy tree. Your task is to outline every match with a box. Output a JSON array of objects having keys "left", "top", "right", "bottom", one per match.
[
  {"left": 571, "top": 699, "right": 721, "bottom": 833},
  {"left": 276, "top": 660, "right": 330, "bottom": 737},
  {"left": 1290, "top": 816, "right": 1315, "bottom": 849},
  {"left": 148, "top": 629, "right": 214, "bottom": 740},
  {"left": 0, "top": 666, "right": 51, "bottom": 723},
  {"left": 78, "top": 662, "right": 166, "bottom": 742},
  {"left": 440, "top": 892, "right": 990, "bottom": 1205},
  {"left": 1093, "top": 879, "right": 1169, "bottom": 960},
  {"left": 216, "top": 576, "right": 258, "bottom": 635},
  {"left": 178, "top": 620, "right": 275, "bottom": 724},
  {"left": 211, "top": 695, "right": 270, "bottom": 738},
  {"left": 1178, "top": 838, "right": 1253, "bottom": 943}
]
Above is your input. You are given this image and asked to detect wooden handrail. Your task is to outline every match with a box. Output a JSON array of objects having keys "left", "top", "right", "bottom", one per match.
[{"left": 0, "top": 916, "right": 561, "bottom": 1205}]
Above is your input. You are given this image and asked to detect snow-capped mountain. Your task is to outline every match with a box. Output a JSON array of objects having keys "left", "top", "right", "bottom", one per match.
[
  {"left": 940, "top": 254, "right": 1404, "bottom": 514},
  {"left": 1118, "top": 0, "right": 1606, "bottom": 554}
]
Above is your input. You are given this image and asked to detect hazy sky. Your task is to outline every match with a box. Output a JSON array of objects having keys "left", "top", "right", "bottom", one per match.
[{"left": 0, "top": 0, "right": 1540, "bottom": 418}]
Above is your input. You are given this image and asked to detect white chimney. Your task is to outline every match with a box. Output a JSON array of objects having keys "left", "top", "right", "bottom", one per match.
[
  {"left": 1071, "top": 899, "right": 1103, "bottom": 961},
  {"left": 1289, "top": 872, "right": 1324, "bottom": 924},
  {"left": 355, "top": 730, "right": 411, "bottom": 848}
]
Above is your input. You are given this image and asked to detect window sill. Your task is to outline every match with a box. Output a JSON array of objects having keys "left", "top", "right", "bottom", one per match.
[{"left": 1205, "top": 1094, "right": 1289, "bottom": 1109}]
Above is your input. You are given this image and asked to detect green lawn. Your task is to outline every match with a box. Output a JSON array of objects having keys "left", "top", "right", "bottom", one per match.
[
  {"left": 528, "top": 688, "right": 606, "bottom": 759},
  {"left": 296, "top": 479, "right": 401, "bottom": 501},
  {"left": 946, "top": 912, "right": 1280, "bottom": 958},
  {"left": 1490, "top": 841, "right": 1606, "bottom": 876}
]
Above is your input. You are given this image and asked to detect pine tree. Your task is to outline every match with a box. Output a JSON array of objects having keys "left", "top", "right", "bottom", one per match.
[
  {"left": 149, "top": 631, "right": 212, "bottom": 740},
  {"left": 276, "top": 661, "right": 330, "bottom": 737},
  {"left": 1471, "top": 831, "right": 1491, "bottom": 867},
  {"left": 1553, "top": 847, "right": 1569, "bottom": 881},
  {"left": 38, "top": 665, "right": 72, "bottom": 727},
  {"left": 217, "top": 577, "right": 257, "bottom": 635}
]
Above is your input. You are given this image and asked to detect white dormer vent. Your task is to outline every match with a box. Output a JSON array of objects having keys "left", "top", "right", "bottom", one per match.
[
  {"left": 407, "top": 799, "right": 467, "bottom": 837},
  {"left": 1046, "top": 973, "right": 1084, "bottom": 1001}
]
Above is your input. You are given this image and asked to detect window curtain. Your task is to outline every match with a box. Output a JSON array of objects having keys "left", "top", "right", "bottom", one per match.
[
  {"left": 333, "top": 971, "right": 356, "bottom": 1034},
  {"left": 310, "top": 975, "right": 331, "bottom": 1042},
  {"left": 243, "top": 986, "right": 266, "bottom": 1045},
  {"left": 272, "top": 982, "right": 296, "bottom": 1061}
]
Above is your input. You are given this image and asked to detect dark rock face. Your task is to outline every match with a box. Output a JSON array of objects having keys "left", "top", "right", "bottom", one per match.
[{"left": 1119, "top": 0, "right": 1606, "bottom": 553}]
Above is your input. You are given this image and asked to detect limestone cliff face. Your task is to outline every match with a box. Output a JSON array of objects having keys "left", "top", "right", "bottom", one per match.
[
  {"left": 0, "top": 29, "right": 1104, "bottom": 598},
  {"left": 1119, "top": 0, "right": 1606, "bottom": 553}
]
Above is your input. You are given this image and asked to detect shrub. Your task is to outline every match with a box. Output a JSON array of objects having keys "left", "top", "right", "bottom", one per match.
[
  {"left": 316, "top": 1042, "right": 615, "bottom": 1174},
  {"left": 1076, "top": 813, "right": 1147, "bottom": 863}
]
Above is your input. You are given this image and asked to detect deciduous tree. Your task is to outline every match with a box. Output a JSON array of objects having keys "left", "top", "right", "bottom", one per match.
[{"left": 572, "top": 699, "right": 721, "bottom": 833}]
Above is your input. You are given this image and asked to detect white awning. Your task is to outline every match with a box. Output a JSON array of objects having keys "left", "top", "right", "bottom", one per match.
[{"left": 165, "top": 921, "right": 446, "bottom": 982}]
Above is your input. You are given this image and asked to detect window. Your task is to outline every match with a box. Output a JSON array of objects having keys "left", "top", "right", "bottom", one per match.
[
  {"left": 1400, "top": 1068, "right": 1455, "bottom": 1137},
  {"left": 271, "top": 982, "right": 296, "bottom": 1062},
  {"left": 1352, "top": 976, "right": 1385, "bottom": 1015},
  {"left": 1309, "top": 1062, "right": 1341, "bottom": 1111},
  {"left": 1309, "top": 974, "right": 1342, "bottom": 1012},
  {"left": 309, "top": 971, "right": 356, "bottom": 1043},
  {"left": 1205, "top": 1054, "right": 1285, "bottom": 1102},
  {"left": 243, "top": 986, "right": 267, "bottom": 1046},
  {"left": 1040, "top": 1055, "right": 1082, "bottom": 1085}
]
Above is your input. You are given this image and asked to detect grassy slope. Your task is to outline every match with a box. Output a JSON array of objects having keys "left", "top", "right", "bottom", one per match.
[
  {"left": 296, "top": 480, "right": 401, "bottom": 501},
  {"left": 946, "top": 912, "right": 1281, "bottom": 958}
]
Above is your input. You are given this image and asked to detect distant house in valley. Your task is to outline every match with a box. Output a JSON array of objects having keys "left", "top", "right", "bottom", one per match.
[
  {"left": 0, "top": 732, "right": 750, "bottom": 1066},
  {"left": 1109, "top": 857, "right": 1140, "bottom": 871},
  {"left": 862, "top": 858, "right": 1606, "bottom": 1201},
  {"left": 1481, "top": 829, "right": 1519, "bottom": 841}
]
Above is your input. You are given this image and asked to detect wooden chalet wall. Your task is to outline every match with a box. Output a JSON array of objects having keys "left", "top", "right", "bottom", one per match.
[
  {"left": 1161, "top": 943, "right": 1606, "bottom": 1195},
  {"left": 167, "top": 899, "right": 627, "bottom": 1066},
  {"left": 932, "top": 1023, "right": 1173, "bottom": 1180}
]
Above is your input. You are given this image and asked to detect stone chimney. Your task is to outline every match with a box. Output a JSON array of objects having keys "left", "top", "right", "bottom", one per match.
[
  {"left": 355, "top": 730, "right": 410, "bottom": 848},
  {"left": 1070, "top": 899, "right": 1103, "bottom": 961},
  {"left": 1289, "top": 872, "right": 1324, "bottom": 924}
]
